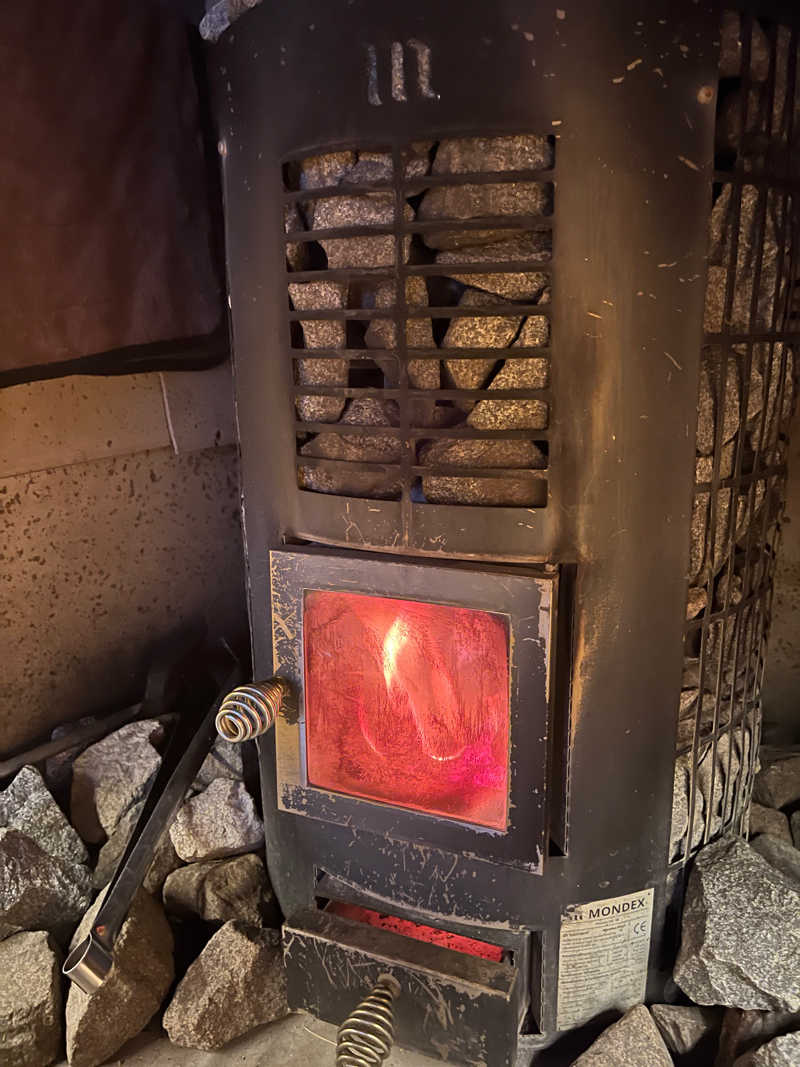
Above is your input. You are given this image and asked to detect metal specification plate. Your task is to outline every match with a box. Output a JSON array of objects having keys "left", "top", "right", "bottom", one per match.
[{"left": 556, "top": 887, "right": 654, "bottom": 1031}]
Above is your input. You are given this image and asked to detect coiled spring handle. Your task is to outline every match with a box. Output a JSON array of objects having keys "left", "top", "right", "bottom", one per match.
[
  {"left": 215, "top": 678, "right": 287, "bottom": 741},
  {"left": 336, "top": 974, "right": 400, "bottom": 1066}
]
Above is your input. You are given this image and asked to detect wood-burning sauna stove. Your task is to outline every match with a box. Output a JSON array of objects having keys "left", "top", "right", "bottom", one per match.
[{"left": 211, "top": 2, "right": 799, "bottom": 1062}]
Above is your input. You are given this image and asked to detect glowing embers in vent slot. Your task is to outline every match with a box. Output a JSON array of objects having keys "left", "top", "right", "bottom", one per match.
[
  {"left": 303, "top": 590, "right": 510, "bottom": 829},
  {"left": 326, "top": 901, "right": 506, "bottom": 962}
]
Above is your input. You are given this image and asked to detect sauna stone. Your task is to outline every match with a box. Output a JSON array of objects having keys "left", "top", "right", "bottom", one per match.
[
  {"left": 298, "top": 151, "right": 355, "bottom": 190},
  {"left": 70, "top": 720, "right": 164, "bottom": 844},
  {"left": 0, "top": 828, "right": 92, "bottom": 942},
  {"left": 289, "top": 280, "right": 347, "bottom": 424},
  {"left": 163, "top": 921, "right": 287, "bottom": 1050},
  {"left": 364, "top": 276, "right": 439, "bottom": 390},
  {"left": 431, "top": 134, "right": 553, "bottom": 174},
  {"left": 571, "top": 1005, "right": 672, "bottom": 1066},
  {"left": 467, "top": 357, "right": 549, "bottom": 432},
  {"left": 0, "top": 930, "right": 63, "bottom": 1067},
  {"left": 442, "top": 289, "right": 522, "bottom": 391},
  {"left": 308, "top": 193, "right": 412, "bottom": 269},
  {"left": 420, "top": 438, "right": 547, "bottom": 507},
  {"left": 674, "top": 838, "right": 800, "bottom": 1012},
  {"left": 66, "top": 888, "right": 173, "bottom": 1067},
  {"left": 0, "top": 764, "right": 87, "bottom": 868},
  {"left": 170, "top": 780, "right": 264, "bottom": 863}
]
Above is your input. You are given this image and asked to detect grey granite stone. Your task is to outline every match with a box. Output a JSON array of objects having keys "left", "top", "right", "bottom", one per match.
[
  {"left": 435, "top": 233, "right": 551, "bottom": 303},
  {"left": 572, "top": 1005, "right": 672, "bottom": 1066},
  {"left": 341, "top": 397, "right": 400, "bottom": 427},
  {"left": 704, "top": 265, "right": 728, "bottom": 333},
  {"left": 169, "top": 780, "right": 264, "bottom": 863},
  {"left": 686, "top": 586, "right": 708, "bottom": 619},
  {"left": 689, "top": 493, "right": 708, "bottom": 582},
  {"left": 364, "top": 277, "right": 439, "bottom": 391},
  {"left": 670, "top": 759, "right": 690, "bottom": 862},
  {"left": 163, "top": 853, "right": 271, "bottom": 925},
  {"left": 734, "top": 1033, "right": 800, "bottom": 1066},
  {"left": 288, "top": 281, "right": 347, "bottom": 424},
  {"left": 92, "top": 800, "right": 182, "bottom": 894},
  {"left": 0, "top": 930, "right": 62, "bottom": 1067},
  {"left": 297, "top": 145, "right": 429, "bottom": 189},
  {"left": 696, "top": 353, "right": 743, "bottom": 455},
  {"left": 432, "top": 134, "right": 553, "bottom": 174},
  {"left": 192, "top": 738, "right": 243, "bottom": 791},
  {"left": 441, "top": 258, "right": 548, "bottom": 301},
  {"left": 513, "top": 314, "right": 550, "bottom": 348},
  {"left": 753, "top": 756, "right": 800, "bottom": 811},
  {"left": 163, "top": 921, "right": 287, "bottom": 1050},
  {"left": 674, "top": 838, "right": 800, "bottom": 1011},
  {"left": 714, "top": 568, "right": 743, "bottom": 609},
  {"left": 308, "top": 194, "right": 412, "bottom": 269},
  {"left": 66, "top": 887, "right": 174, "bottom": 1067},
  {"left": 297, "top": 464, "right": 402, "bottom": 500},
  {"left": 442, "top": 289, "right": 522, "bottom": 393},
  {"left": 298, "top": 393, "right": 403, "bottom": 498},
  {"left": 749, "top": 803, "right": 794, "bottom": 845},
  {"left": 0, "top": 764, "right": 88, "bottom": 867},
  {"left": 420, "top": 438, "right": 547, "bottom": 507},
  {"left": 402, "top": 141, "right": 433, "bottom": 179},
  {"left": 344, "top": 153, "right": 393, "bottom": 184},
  {"left": 748, "top": 344, "right": 794, "bottom": 456},
  {"left": 791, "top": 812, "right": 800, "bottom": 850},
  {"left": 300, "top": 429, "right": 402, "bottom": 464},
  {"left": 298, "top": 151, "right": 355, "bottom": 190},
  {"left": 750, "top": 835, "right": 800, "bottom": 886},
  {"left": 0, "top": 828, "right": 93, "bottom": 943},
  {"left": 418, "top": 182, "right": 550, "bottom": 230},
  {"left": 708, "top": 186, "right": 783, "bottom": 333},
  {"left": 70, "top": 720, "right": 164, "bottom": 844},
  {"left": 466, "top": 356, "right": 549, "bottom": 432},
  {"left": 650, "top": 1003, "right": 722, "bottom": 1055}
]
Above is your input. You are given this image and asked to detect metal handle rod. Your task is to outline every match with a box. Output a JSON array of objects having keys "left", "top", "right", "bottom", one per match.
[{"left": 64, "top": 654, "right": 242, "bottom": 994}]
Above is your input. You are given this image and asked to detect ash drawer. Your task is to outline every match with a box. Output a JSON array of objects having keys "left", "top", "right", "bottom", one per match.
[{"left": 283, "top": 908, "right": 523, "bottom": 1067}]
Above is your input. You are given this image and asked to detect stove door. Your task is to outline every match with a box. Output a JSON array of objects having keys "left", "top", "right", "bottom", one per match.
[{"left": 270, "top": 545, "right": 555, "bottom": 872}]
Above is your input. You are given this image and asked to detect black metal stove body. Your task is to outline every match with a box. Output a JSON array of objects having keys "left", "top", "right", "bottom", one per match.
[{"left": 212, "top": 2, "right": 798, "bottom": 1062}]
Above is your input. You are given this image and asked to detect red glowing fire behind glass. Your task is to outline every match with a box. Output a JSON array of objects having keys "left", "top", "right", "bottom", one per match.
[{"left": 303, "top": 590, "right": 510, "bottom": 830}]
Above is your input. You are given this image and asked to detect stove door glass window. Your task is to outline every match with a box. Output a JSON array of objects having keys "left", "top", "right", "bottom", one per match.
[{"left": 303, "top": 590, "right": 510, "bottom": 830}]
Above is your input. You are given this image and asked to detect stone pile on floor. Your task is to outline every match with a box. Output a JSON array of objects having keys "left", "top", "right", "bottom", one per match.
[
  {"left": 2, "top": 706, "right": 799, "bottom": 1067},
  {"left": 572, "top": 749, "right": 800, "bottom": 1065},
  {"left": 0, "top": 718, "right": 287, "bottom": 1067}
]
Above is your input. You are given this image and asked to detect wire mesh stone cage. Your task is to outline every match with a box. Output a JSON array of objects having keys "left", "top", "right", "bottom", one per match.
[
  {"left": 214, "top": 2, "right": 800, "bottom": 1062},
  {"left": 669, "top": 10, "right": 798, "bottom": 868}
]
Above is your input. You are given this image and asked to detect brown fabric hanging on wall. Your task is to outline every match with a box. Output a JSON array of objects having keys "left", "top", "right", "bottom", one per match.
[{"left": 0, "top": 1, "right": 224, "bottom": 384}]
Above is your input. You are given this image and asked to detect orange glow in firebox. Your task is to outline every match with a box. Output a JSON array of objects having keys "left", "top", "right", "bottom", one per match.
[{"left": 303, "top": 590, "right": 510, "bottom": 829}]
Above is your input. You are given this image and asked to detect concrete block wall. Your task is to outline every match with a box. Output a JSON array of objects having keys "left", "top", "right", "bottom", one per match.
[{"left": 0, "top": 363, "right": 247, "bottom": 753}]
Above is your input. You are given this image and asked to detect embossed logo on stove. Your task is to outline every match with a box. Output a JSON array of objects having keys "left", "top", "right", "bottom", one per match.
[{"left": 366, "top": 40, "right": 439, "bottom": 105}]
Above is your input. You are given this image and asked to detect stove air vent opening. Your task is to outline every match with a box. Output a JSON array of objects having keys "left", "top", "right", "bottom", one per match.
[
  {"left": 283, "top": 134, "right": 554, "bottom": 528},
  {"left": 670, "top": 12, "right": 799, "bottom": 865}
]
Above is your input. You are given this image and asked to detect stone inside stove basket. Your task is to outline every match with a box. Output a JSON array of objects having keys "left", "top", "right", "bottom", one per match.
[{"left": 212, "top": 3, "right": 800, "bottom": 1065}]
